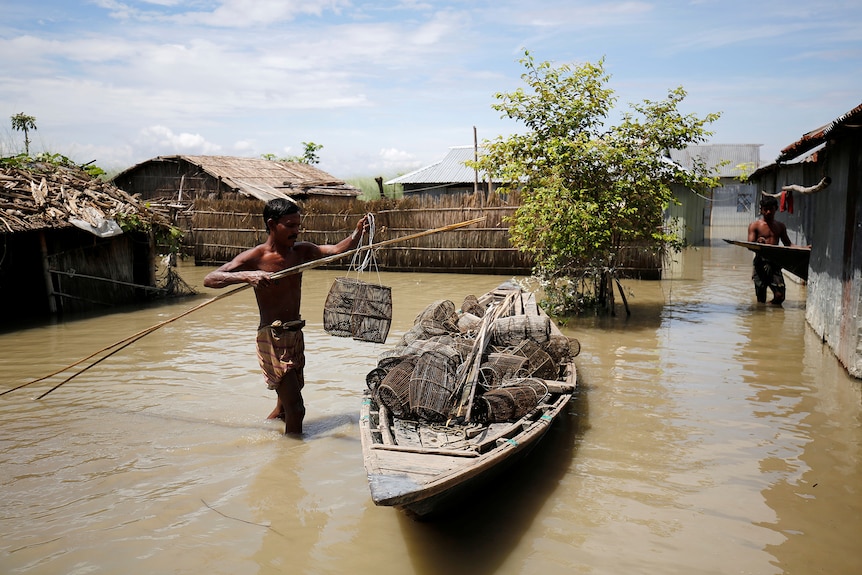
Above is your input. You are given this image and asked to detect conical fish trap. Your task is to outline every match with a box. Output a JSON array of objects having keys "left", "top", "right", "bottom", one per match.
[
  {"left": 375, "top": 359, "right": 415, "bottom": 418},
  {"left": 450, "top": 335, "right": 475, "bottom": 361},
  {"left": 480, "top": 353, "right": 528, "bottom": 387},
  {"left": 414, "top": 300, "right": 459, "bottom": 332},
  {"left": 323, "top": 277, "right": 358, "bottom": 337},
  {"left": 512, "top": 339, "right": 557, "bottom": 380},
  {"left": 408, "top": 351, "right": 459, "bottom": 422},
  {"left": 352, "top": 282, "right": 392, "bottom": 343},
  {"left": 402, "top": 339, "right": 461, "bottom": 364},
  {"left": 398, "top": 317, "right": 456, "bottom": 346},
  {"left": 502, "top": 377, "right": 549, "bottom": 402},
  {"left": 543, "top": 334, "right": 573, "bottom": 364},
  {"left": 490, "top": 314, "right": 550, "bottom": 347},
  {"left": 473, "top": 383, "right": 543, "bottom": 423},
  {"left": 366, "top": 367, "right": 387, "bottom": 393},
  {"left": 460, "top": 294, "right": 485, "bottom": 317}
]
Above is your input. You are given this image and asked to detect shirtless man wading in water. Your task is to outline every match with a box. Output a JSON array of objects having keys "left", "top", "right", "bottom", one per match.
[
  {"left": 204, "top": 198, "right": 369, "bottom": 435},
  {"left": 747, "top": 196, "right": 792, "bottom": 305}
]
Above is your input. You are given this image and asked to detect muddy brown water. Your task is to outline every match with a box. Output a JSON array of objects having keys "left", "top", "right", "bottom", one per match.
[{"left": 1, "top": 245, "right": 860, "bottom": 574}]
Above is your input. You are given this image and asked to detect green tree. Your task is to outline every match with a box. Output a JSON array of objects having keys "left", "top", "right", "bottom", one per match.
[
  {"left": 262, "top": 141, "right": 323, "bottom": 164},
  {"left": 290, "top": 141, "right": 323, "bottom": 164},
  {"left": 474, "top": 52, "right": 720, "bottom": 315},
  {"left": 11, "top": 112, "right": 37, "bottom": 155}
]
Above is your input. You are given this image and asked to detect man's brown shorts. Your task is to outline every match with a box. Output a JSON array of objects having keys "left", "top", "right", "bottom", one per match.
[{"left": 256, "top": 320, "right": 305, "bottom": 390}]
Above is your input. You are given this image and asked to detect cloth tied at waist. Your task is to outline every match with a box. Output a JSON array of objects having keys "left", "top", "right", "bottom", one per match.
[{"left": 266, "top": 319, "right": 306, "bottom": 334}]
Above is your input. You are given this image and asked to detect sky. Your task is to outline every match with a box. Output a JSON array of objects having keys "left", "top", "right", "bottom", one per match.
[{"left": 1, "top": 1, "right": 860, "bottom": 178}]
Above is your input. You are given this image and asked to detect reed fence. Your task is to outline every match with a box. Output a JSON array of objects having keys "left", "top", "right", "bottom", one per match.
[{"left": 186, "top": 192, "right": 660, "bottom": 276}]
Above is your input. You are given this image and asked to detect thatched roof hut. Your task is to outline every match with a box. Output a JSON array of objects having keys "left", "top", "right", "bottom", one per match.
[
  {"left": 111, "top": 155, "right": 362, "bottom": 264},
  {"left": 0, "top": 157, "right": 176, "bottom": 326},
  {"left": 112, "top": 154, "right": 361, "bottom": 204}
]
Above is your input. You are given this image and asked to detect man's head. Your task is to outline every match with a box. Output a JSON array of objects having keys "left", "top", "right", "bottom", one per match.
[
  {"left": 760, "top": 196, "right": 778, "bottom": 212},
  {"left": 263, "top": 198, "right": 300, "bottom": 233}
]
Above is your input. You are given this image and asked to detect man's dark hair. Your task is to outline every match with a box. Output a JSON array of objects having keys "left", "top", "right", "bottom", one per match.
[
  {"left": 760, "top": 195, "right": 778, "bottom": 210},
  {"left": 263, "top": 198, "right": 300, "bottom": 229}
]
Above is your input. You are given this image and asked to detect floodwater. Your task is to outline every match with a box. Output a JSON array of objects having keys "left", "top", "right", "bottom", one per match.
[{"left": 1, "top": 245, "right": 860, "bottom": 575}]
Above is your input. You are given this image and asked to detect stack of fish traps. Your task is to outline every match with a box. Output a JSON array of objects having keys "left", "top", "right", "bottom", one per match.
[{"left": 365, "top": 294, "right": 580, "bottom": 424}]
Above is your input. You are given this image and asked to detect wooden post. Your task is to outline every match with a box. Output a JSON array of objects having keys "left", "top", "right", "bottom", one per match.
[
  {"left": 473, "top": 126, "right": 480, "bottom": 199},
  {"left": 39, "top": 231, "right": 57, "bottom": 314}
]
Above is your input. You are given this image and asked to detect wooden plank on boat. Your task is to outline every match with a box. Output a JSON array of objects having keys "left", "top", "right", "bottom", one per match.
[
  {"left": 523, "top": 292, "right": 539, "bottom": 315},
  {"left": 369, "top": 444, "right": 480, "bottom": 457}
]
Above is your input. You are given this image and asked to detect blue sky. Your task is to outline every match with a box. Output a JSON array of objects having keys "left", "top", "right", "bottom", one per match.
[{"left": 1, "top": 0, "right": 860, "bottom": 177}]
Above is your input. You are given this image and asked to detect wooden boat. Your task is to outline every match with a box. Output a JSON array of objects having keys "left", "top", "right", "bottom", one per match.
[
  {"left": 723, "top": 239, "right": 811, "bottom": 280},
  {"left": 359, "top": 281, "right": 578, "bottom": 518}
]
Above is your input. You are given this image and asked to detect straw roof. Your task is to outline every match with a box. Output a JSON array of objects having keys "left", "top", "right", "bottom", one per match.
[
  {"left": 114, "top": 155, "right": 361, "bottom": 202},
  {"left": 0, "top": 158, "right": 168, "bottom": 235}
]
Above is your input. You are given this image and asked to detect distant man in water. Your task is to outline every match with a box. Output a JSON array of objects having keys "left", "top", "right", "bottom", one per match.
[
  {"left": 204, "top": 198, "right": 369, "bottom": 435},
  {"left": 747, "top": 195, "right": 792, "bottom": 305}
]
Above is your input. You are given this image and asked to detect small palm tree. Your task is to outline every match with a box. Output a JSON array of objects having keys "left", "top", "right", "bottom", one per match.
[{"left": 11, "top": 113, "right": 37, "bottom": 155}]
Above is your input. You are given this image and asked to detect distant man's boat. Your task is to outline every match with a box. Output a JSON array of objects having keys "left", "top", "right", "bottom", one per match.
[
  {"left": 359, "top": 281, "right": 578, "bottom": 518},
  {"left": 723, "top": 239, "right": 812, "bottom": 280}
]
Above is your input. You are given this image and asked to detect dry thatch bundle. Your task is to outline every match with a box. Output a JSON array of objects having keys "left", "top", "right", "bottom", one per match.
[{"left": 0, "top": 158, "right": 169, "bottom": 234}]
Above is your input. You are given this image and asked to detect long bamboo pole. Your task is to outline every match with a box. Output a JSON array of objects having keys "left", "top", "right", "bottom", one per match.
[{"left": 6, "top": 216, "right": 485, "bottom": 399}]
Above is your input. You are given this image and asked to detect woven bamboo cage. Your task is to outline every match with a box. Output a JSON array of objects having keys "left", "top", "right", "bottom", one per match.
[
  {"left": 480, "top": 353, "right": 528, "bottom": 388},
  {"left": 471, "top": 377, "right": 548, "bottom": 423},
  {"left": 490, "top": 314, "right": 550, "bottom": 347},
  {"left": 512, "top": 339, "right": 557, "bottom": 380},
  {"left": 366, "top": 367, "right": 387, "bottom": 393},
  {"left": 323, "top": 277, "right": 392, "bottom": 343},
  {"left": 408, "top": 346, "right": 461, "bottom": 422},
  {"left": 460, "top": 294, "right": 485, "bottom": 317},
  {"left": 414, "top": 300, "right": 459, "bottom": 330},
  {"left": 375, "top": 359, "right": 415, "bottom": 418}
]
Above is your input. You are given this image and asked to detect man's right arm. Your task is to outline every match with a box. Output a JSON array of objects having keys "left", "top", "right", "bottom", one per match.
[
  {"left": 203, "top": 250, "right": 270, "bottom": 289},
  {"left": 747, "top": 221, "right": 758, "bottom": 242}
]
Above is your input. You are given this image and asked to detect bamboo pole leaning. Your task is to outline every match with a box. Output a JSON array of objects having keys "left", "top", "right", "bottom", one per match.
[{"left": 4, "top": 216, "right": 486, "bottom": 399}]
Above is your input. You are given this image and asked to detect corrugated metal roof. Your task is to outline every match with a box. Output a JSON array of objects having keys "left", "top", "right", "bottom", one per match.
[
  {"left": 114, "top": 155, "right": 361, "bottom": 202},
  {"left": 776, "top": 101, "right": 862, "bottom": 162},
  {"left": 385, "top": 146, "right": 494, "bottom": 185},
  {"left": 749, "top": 101, "right": 862, "bottom": 178},
  {"left": 391, "top": 144, "right": 761, "bottom": 186},
  {"left": 668, "top": 144, "right": 762, "bottom": 178}
]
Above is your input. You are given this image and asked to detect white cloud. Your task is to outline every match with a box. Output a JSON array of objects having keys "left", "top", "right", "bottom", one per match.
[
  {"left": 374, "top": 147, "right": 423, "bottom": 174},
  {"left": 138, "top": 125, "right": 222, "bottom": 155},
  {"left": 2, "top": 0, "right": 860, "bottom": 174},
  {"left": 182, "top": 0, "right": 350, "bottom": 28}
]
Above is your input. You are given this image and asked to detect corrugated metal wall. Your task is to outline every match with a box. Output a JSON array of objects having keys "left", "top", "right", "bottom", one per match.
[
  {"left": 707, "top": 180, "right": 759, "bottom": 244},
  {"left": 756, "top": 135, "right": 862, "bottom": 378}
]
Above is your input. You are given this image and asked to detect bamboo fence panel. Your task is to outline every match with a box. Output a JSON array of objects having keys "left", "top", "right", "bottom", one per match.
[{"left": 188, "top": 192, "right": 660, "bottom": 275}]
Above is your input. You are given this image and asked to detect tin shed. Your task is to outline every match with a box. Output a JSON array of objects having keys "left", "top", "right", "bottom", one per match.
[{"left": 749, "top": 102, "right": 862, "bottom": 378}]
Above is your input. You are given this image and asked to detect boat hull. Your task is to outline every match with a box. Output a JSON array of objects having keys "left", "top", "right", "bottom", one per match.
[{"left": 359, "top": 283, "right": 578, "bottom": 518}]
